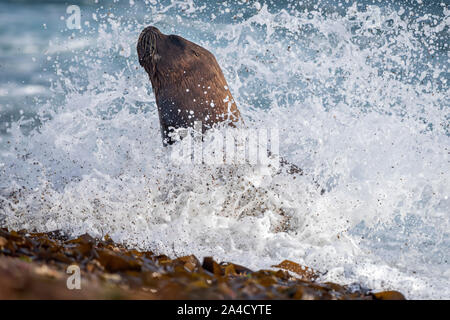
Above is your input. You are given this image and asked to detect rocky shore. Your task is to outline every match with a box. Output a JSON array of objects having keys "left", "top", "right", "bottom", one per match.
[{"left": 0, "top": 228, "right": 405, "bottom": 300}]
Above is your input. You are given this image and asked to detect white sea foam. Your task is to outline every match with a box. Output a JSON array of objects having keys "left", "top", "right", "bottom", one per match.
[{"left": 0, "top": 1, "right": 448, "bottom": 299}]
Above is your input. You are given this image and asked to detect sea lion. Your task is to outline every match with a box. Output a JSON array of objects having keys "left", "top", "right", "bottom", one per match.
[
  {"left": 136, "top": 26, "right": 307, "bottom": 178},
  {"left": 137, "top": 26, "right": 242, "bottom": 145}
]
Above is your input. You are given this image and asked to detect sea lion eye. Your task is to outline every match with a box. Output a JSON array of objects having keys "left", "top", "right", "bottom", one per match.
[{"left": 169, "top": 35, "right": 185, "bottom": 49}]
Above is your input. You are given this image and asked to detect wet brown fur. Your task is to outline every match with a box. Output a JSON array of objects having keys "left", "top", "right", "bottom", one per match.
[{"left": 137, "top": 26, "right": 241, "bottom": 145}]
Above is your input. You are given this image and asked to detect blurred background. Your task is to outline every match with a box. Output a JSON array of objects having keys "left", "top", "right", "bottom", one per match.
[{"left": 0, "top": 0, "right": 447, "bottom": 138}]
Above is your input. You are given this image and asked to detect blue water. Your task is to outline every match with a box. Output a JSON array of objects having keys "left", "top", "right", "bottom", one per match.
[{"left": 0, "top": 0, "right": 449, "bottom": 299}]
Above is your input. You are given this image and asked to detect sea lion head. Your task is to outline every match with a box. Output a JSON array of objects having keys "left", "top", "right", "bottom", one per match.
[{"left": 137, "top": 26, "right": 190, "bottom": 85}]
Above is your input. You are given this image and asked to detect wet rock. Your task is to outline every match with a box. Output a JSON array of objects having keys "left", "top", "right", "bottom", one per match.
[
  {"left": 373, "top": 290, "right": 406, "bottom": 300},
  {"left": 96, "top": 248, "right": 141, "bottom": 273},
  {"left": 0, "top": 228, "right": 406, "bottom": 300},
  {"left": 272, "top": 260, "right": 319, "bottom": 281}
]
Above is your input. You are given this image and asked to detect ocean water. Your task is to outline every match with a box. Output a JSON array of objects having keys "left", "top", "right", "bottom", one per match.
[{"left": 0, "top": 0, "right": 448, "bottom": 299}]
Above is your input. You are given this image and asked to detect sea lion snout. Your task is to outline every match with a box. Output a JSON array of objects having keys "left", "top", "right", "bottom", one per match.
[{"left": 137, "top": 26, "right": 162, "bottom": 71}]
